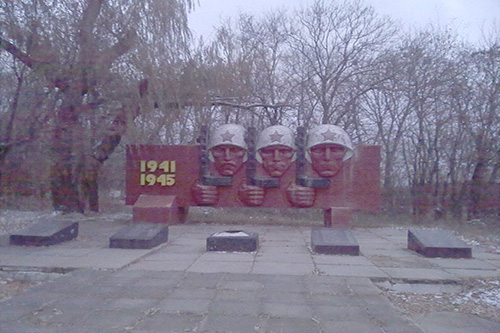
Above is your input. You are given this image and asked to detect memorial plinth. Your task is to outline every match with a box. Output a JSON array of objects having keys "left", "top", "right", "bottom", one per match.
[
  {"left": 324, "top": 207, "right": 353, "bottom": 228},
  {"left": 206, "top": 230, "right": 259, "bottom": 252},
  {"left": 10, "top": 220, "right": 78, "bottom": 246},
  {"left": 133, "top": 194, "right": 179, "bottom": 224},
  {"left": 408, "top": 228, "right": 472, "bottom": 258},
  {"left": 311, "top": 228, "right": 359, "bottom": 255},
  {"left": 110, "top": 223, "right": 169, "bottom": 249}
]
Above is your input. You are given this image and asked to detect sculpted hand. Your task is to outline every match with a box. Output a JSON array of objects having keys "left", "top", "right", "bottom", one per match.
[
  {"left": 286, "top": 183, "right": 315, "bottom": 207},
  {"left": 238, "top": 184, "right": 265, "bottom": 206},
  {"left": 191, "top": 183, "right": 218, "bottom": 206}
]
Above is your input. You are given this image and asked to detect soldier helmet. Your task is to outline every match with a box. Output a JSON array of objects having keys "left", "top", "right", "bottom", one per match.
[
  {"left": 255, "top": 125, "right": 296, "bottom": 163},
  {"left": 306, "top": 124, "right": 353, "bottom": 162},
  {"left": 208, "top": 124, "right": 247, "bottom": 162}
]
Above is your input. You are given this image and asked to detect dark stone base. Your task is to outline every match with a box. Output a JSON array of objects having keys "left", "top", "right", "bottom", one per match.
[
  {"left": 207, "top": 231, "right": 259, "bottom": 252},
  {"left": 297, "top": 176, "right": 329, "bottom": 188},
  {"left": 251, "top": 177, "right": 280, "bottom": 188},
  {"left": 110, "top": 223, "right": 169, "bottom": 249},
  {"left": 311, "top": 228, "right": 359, "bottom": 255},
  {"left": 203, "top": 175, "right": 232, "bottom": 186},
  {"left": 408, "top": 228, "right": 472, "bottom": 258},
  {"left": 10, "top": 220, "right": 79, "bottom": 246}
]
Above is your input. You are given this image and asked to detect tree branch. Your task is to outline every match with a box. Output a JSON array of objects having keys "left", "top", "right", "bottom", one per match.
[{"left": 0, "top": 36, "right": 38, "bottom": 69}]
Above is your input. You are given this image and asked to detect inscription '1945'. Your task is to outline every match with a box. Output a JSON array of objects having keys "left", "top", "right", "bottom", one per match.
[{"left": 139, "top": 160, "right": 176, "bottom": 187}]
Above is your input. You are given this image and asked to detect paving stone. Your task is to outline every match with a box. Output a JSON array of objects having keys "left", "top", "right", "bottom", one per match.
[
  {"left": 262, "top": 302, "right": 314, "bottom": 318},
  {"left": 10, "top": 220, "right": 78, "bottom": 246},
  {"left": 216, "top": 289, "right": 263, "bottom": 303},
  {"left": 313, "top": 305, "right": 367, "bottom": 321},
  {"left": 369, "top": 255, "right": 437, "bottom": 268},
  {"left": 309, "top": 294, "right": 359, "bottom": 306},
  {"left": 187, "top": 260, "right": 253, "bottom": 273},
  {"left": 0, "top": 322, "right": 64, "bottom": 333},
  {"left": 180, "top": 272, "right": 225, "bottom": 289},
  {"left": 168, "top": 287, "right": 216, "bottom": 300},
  {"left": 209, "top": 301, "right": 261, "bottom": 316},
  {"left": 126, "top": 259, "right": 193, "bottom": 271},
  {"left": 262, "top": 290, "right": 310, "bottom": 304},
  {"left": 198, "top": 251, "right": 255, "bottom": 262},
  {"left": 101, "top": 298, "right": 158, "bottom": 311},
  {"left": 259, "top": 244, "right": 311, "bottom": 254},
  {"left": 252, "top": 262, "right": 315, "bottom": 275},
  {"left": 3, "top": 223, "right": 499, "bottom": 333},
  {"left": 321, "top": 319, "right": 383, "bottom": 333},
  {"left": 316, "top": 264, "right": 389, "bottom": 278},
  {"left": 50, "top": 294, "right": 107, "bottom": 310},
  {"left": 265, "top": 317, "right": 321, "bottom": 333},
  {"left": 444, "top": 268, "right": 500, "bottom": 278},
  {"left": 156, "top": 298, "right": 211, "bottom": 314},
  {"left": 255, "top": 252, "right": 313, "bottom": 264},
  {"left": 428, "top": 258, "right": 497, "bottom": 269},
  {"left": 218, "top": 279, "right": 264, "bottom": 291},
  {"left": 263, "top": 280, "right": 307, "bottom": 293},
  {"left": 133, "top": 313, "right": 204, "bottom": 332},
  {"left": 312, "top": 254, "right": 373, "bottom": 265},
  {"left": 201, "top": 314, "right": 265, "bottom": 333},
  {"left": 380, "top": 267, "right": 456, "bottom": 280}
]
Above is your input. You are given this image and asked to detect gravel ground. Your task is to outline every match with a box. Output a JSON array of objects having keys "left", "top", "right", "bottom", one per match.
[
  {"left": 377, "top": 279, "right": 500, "bottom": 323},
  {"left": 0, "top": 276, "right": 34, "bottom": 301}
]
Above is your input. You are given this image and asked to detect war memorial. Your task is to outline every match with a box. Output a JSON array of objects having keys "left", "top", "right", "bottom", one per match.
[{"left": 5, "top": 124, "right": 500, "bottom": 333}]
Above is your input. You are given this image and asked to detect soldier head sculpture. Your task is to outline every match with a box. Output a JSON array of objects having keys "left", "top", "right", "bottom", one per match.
[
  {"left": 306, "top": 124, "right": 353, "bottom": 178},
  {"left": 208, "top": 124, "right": 247, "bottom": 176},
  {"left": 256, "top": 125, "right": 295, "bottom": 177}
]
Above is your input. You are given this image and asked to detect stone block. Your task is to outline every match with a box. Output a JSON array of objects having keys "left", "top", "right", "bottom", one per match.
[
  {"left": 10, "top": 219, "right": 78, "bottom": 246},
  {"left": 207, "top": 231, "right": 259, "bottom": 252},
  {"left": 311, "top": 228, "right": 359, "bottom": 255},
  {"left": 110, "top": 223, "right": 169, "bottom": 249},
  {"left": 324, "top": 207, "right": 353, "bottom": 228},
  {"left": 408, "top": 228, "right": 472, "bottom": 258},
  {"left": 133, "top": 194, "right": 179, "bottom": 224}
]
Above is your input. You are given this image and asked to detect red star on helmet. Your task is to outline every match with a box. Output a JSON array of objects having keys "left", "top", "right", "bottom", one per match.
[
  {"left": 269, "top": 130, "right": 284, "bottom": 142},
  {"left": 321, "top": 129, "right": 338, "bottom": 141},
  {"left": 220, "top": 130, "right": 235, "bottom": 142}
]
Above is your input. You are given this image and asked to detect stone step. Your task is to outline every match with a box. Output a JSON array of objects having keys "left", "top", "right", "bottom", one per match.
[
  {"left": 10, "top": 220, "right": 79, "bottom": 246},
  {"left": 110, "top": 223, "right": 169, "bottom": 249},
  {"left": 311, "top": 228, "right": 359, "bottom": 255},
  {"left": 408, "top": 228, "right": 472, "bottom": 258}
]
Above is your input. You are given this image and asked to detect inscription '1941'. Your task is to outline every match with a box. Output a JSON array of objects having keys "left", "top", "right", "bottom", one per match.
[{"left": 139, "top": 160, "right": 176, "bottom": 187}]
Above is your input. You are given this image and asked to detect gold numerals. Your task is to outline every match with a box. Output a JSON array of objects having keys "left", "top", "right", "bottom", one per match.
[{"left": 139, "top": 160, "right": 176, "bottom": 186}]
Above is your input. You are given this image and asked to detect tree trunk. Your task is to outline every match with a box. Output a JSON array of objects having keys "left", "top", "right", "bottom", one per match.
[
  {"left": 470, "top": 159, "right": 487, "bottom": 218},
  {"left": 81, "top": 109, "right": 127, "bottom": 212},
  {"left": 50, "top": 94, "right": 84, "bottom": 213}
]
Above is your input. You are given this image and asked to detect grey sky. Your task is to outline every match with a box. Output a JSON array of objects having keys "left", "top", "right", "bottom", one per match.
[{"left": 188, "top": 0, "right": 500, "bottom": 45}]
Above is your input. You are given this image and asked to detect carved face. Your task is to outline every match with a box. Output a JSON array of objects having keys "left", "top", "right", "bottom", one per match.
[
  {"left": 210, "top": 144, "right": 246, "bottom": 176},
  {"left": 258, "top": 144, "right": 294, "bottom": 177},
  {"left": 310, "top": 143, "right": 346, "bottom": 178}
]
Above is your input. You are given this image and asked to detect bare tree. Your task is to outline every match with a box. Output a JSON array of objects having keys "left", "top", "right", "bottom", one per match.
[
  {"left": 0, "top": 0, "right": 193, "bottom": 212},
  {"left": 289, "top": 0, "right": 395, "bottom": 126},
  {"left": 361, "top": 51, "right": 414, "bottom": 207},
  {"left": 460, "top": 43, "right": 500, "bottom": 217}
]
